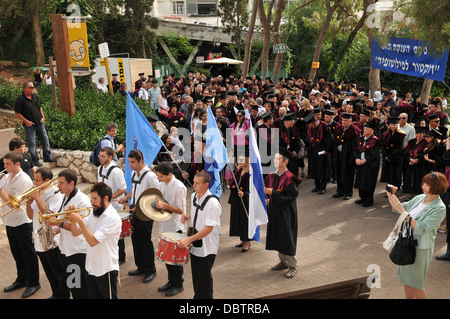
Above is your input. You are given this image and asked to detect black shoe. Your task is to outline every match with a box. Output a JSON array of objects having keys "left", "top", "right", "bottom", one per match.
[
  {"left": 362, "top": 202, "right": 373, "bottom": 207},
  {"left": 165, "top": 286, "right": 184, "bottom": 297},
  {"left": 4, "top": 282, "right": 25, "bottom": 293},
  {"left": 128, "top": 269, "right": 143, "bottom": 276},
  {"left": 241, "top": 243, "right": 251, "bottom": 253},
  {"left": 332, "top": 193, "right": 344, "bottom": 198},
  {"left": 143, "top": 272, "right": 156, "bottom": 283},
  {"left": 355, "top": 199, "right": 366, "bottom": 205},
  {"left": 343, "top": 195, "right": 352, "bottom": 200},
  {"left": 311, "top": 187, "right": 319, "bottom": 193},
  {"left": 34, "top": 162, "right": 43, "bottom": 167},
  {"left": 158, "top": 282, "right": 172, "bottom": 292},
  {"left": 435, "top": 254, "right": 450, "bottom": 261},
  {"left": 44, "top": 158, "right": 55, "bottom": 163},
  {"left": 119, "top": 259, "right": 126, "bottom": 265},
  {"left": 22, "top": 284, "right": 41, "bottom": 298},
  {"left": 318, "top": 189, "right": 326, "bottom": 195},
  {"left": 235, "top": 242, "right": 245, "bottom": 248}
]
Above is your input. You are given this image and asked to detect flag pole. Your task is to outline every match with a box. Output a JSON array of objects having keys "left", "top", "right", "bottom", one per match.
[
  {"left": 230, "top": 168, "right": 249, "bottom": 218},
  {"left": 160, "top": 142, "right": 194, "bottom": 188}
]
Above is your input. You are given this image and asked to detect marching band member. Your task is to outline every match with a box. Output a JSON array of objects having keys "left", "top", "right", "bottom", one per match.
[
  {"left": 47, "top": 169, "right": 91, "bottom": 299},
  {"left": 97, "top": 147, "right": 127, "bottom": 264},
  {"left": 179, "top": 171, "right": 222, "bottom": 299},
  {"left": 154, "top": 161, "right": 187, "bottom": 297},
  {"left": 67, "top": 182, "right": 122, "bottom": 299},
  {"left": 26, "top": 167, "right": 69, "bottom": 299},
  {"left": 0, "top": 151, "right": 39, "bottom": 298},
  {"left": 119, "top": 150, "right": 160, "bottom": 283}
]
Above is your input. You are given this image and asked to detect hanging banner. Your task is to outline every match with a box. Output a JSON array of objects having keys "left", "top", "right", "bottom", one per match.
[
  {"left": 371, "top": 37, "right": 448, "bottom": 82},
  {"left": 67, "top": 18, "right": 90, "bottom": 72}
]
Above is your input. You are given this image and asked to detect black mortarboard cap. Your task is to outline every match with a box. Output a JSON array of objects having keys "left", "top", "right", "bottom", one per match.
[
  {"left": 278, "top": 148, "right": 292, "bottom": 159},
  {"left": 313, "top": 108, "right": 322, "bottom": 114},
  {"left": 414, "top": 126, "right": 427, "bottom": 134},
  {"left": 387, "top": 117, "right": 400, "bottom": 124},
  {"left": 261, "top": 112, "right": 273, "bottom": 121},
  {"left": 364, "top": 121, "right": 378, "bottom": 130},
  {"left": 340, "top": 112, "right": 353, "bottom": 119},
  {"left": 112, "top": 74, "right": 118, "bottom": 76},
  {"left": 283, "top": 113, "right": 295, "bottom": 121},
  {"left": 428, "top": 114, "right": 439, "bottom": 121},
  {"left": 324, "top": 109, "right": 335, "bottom": 116},
  {"left": 147, "top": 113, "right": 159, "bottom": 122},
  {"left": 426, "top": 128, "right": 443, "bottom": 138},
  {"left": 304, "top": 112, "right": 316, "bottom": 124},
  {"left": 138, "top": 73, "right": 144, "bottom": 76}
]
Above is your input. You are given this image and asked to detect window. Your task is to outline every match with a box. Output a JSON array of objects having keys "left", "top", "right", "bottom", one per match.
[
  {"left": 186, "top": 2, "right": 218, "bottom": 16},
  {"left": 172, "top": 1, "right": 184, "bottom": 15}
]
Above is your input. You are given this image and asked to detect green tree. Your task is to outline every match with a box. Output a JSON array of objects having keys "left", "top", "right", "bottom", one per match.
[{"left": 218, "top": 0, "right": 249, "bottom": 60}]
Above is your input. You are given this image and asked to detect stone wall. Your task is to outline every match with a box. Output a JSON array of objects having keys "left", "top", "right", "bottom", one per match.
[
  {"left": 0, "top": 109, "right": 21, "bottom": 129},
  {"left": 38, "top": 148, "right": 125, "bottom": 184}
]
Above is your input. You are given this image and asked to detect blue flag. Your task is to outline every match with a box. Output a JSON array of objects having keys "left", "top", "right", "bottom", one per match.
[
  {"left": 205, "top": 106, "right": 228, "bottom": 197},
  {"left": 125, "top": 95, "right": 163, "bottom": 191},
  {"left": 248, "top": 118, "right": 268, "bottom": 242}
]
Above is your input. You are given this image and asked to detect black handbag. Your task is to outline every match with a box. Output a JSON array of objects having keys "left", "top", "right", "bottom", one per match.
[{"left": 389, "top": 219, "right": 418, "bottom": 265}]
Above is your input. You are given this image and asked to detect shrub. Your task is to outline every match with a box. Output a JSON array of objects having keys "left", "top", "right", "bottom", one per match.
[{"left": 12, "top": 84, "right": 154, "bottom": 151}]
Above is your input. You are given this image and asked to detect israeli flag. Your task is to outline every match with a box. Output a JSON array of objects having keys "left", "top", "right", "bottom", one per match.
[
  {"left": 125, "top": 95, "right": 163, "bottom": 191},
  {"left": 205, "top": 106, "right": 228, "bottom": 197},
  {"left": 248, "top": 118, "right": 268, "bottom": 241}
]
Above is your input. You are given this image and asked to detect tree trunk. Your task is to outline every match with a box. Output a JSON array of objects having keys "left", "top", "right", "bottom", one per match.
[
  {"left": 329, "top": 0, "right": 374, "bottom": 79},
  {"left": 307, "top": 0, "right": 341, "bottom": 81},
  {"left": 257, "top": 0, "right": 275, "bottom": 80},
  {"left": 32, "top": 11, "right": 45, "bottom": 66},
  {"left": 272, "top": 0, "right": 285, "bottom": 82},
  {"left": 367, "top": 0, "right": 381, "bottom": 99},
  {"left": 420, "top": 79, "right": 433, "bottom": 105},
  {"left": 242, "top": 0, "right": 258, "bottom": 78}
]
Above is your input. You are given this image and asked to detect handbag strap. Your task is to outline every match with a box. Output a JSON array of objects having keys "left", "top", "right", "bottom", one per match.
[{"left": 392, "top": 211, "right": 409, "bottom": 233}]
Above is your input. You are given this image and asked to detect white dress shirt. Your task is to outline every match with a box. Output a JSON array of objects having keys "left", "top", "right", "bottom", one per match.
[
  {"left": 0, "top": 170, "right": 33, "bottom": 227},
  {"left": 189, "top": 190, "right": 221, "bottom": 258},
  {"left": 57, "top": 189, "right": 90, "bottom": 256},
  {"left": 84, "top": 204, "right": 122, "bottom": 277},
  {"left": 98, "top": 162, "right": 127, "bottom": 211},
  {"left": 158, "top": 176, "right": 186, "bottom": 233},
  {"left": 130, "top": 165, "right": 160, "bottom": 207},
  {"left": 31, "top": 186, "right": 63, "bottom": 252}
]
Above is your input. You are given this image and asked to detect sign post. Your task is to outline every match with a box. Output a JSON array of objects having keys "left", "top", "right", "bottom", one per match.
[
  {"left": 98, "top": 42, "right": 114, "bottom": 95},
  {"left": 51, "top": 14, "right": 75, "bottom": 117}
]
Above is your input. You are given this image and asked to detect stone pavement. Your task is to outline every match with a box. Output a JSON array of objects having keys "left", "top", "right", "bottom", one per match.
[{"left": 0, "top": 128, "right": 449, "bottom": 300}]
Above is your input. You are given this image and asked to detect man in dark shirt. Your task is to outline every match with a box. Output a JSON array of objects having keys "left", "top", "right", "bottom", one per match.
[{"left": 14, "top": 81, "right": 54, "bottom": 166}]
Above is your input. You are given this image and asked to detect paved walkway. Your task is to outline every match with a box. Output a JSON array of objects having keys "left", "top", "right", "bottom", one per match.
[{"left": 0, "top": 128, "right": 449, "bottom": 300}]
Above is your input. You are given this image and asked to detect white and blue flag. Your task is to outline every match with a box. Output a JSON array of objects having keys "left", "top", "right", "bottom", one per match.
[{"left": 248, "top": 118, "right": 268, "bottom": 242}]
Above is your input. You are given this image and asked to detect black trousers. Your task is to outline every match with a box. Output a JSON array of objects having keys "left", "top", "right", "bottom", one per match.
[
  {"left": 87, "top": 270, "right": 118, "bottom": 299},
  {"left": 166, "top": 229, "right": 184, "bottom": 287},
  {"left": 190, "top": 253, "right": 216, "bottom": 299},
  {"left": 131, "top": 215, "right": 156, "bottom": 275},
  {"left": 358, "top": 188, "right": 374, "bottom": 204},
  {"left": 337, "top": 181, "right": 353, "bottom": 196},
  {"left": 36, "top": 247, "right": 70, "bottom": 299},
  {"left": 5, "top": 223, "right": 39, "bottom": 287},
  {"left": 64, "top": 253, "right": 89, "bottom": 299},
  {"left": 118, "top": 238, "right": 126, "bottom": 262}
]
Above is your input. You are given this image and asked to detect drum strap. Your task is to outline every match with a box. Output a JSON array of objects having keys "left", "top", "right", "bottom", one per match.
[
  {"left": 99, "top": 165, "right": 118, "bottom": 182},
  {"left": 192, "top": 193, "right": 219, "bottom": 231},
  {"left": 131, "top": 170, "right": 150, "bottom": 206},
  {"left": 58, "top": 188, "right": 78, "bottom": 213}
]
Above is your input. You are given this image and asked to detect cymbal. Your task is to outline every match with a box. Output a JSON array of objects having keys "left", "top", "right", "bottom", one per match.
[{"left": 136, "top": 188, "right": 172, "bottom": 222}]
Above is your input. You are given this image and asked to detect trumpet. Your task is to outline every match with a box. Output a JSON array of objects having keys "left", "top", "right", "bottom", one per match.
[
  {"left": 0, "top": 176, "right": 58, "bottom": 219},
  {"left": 39, "top": 207, "right": 92, "bottom": 224}
]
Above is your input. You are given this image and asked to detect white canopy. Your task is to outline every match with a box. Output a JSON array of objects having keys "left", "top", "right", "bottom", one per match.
[{"left": 203, "top": 57, "right": 243, "bottom": 65}]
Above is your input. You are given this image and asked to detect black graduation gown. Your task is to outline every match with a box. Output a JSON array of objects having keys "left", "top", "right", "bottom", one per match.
[
  {"left": 257, "top": 123, "right": 273, "bottom": 179},
  {"left": 402, "top": 138, "right": 427, "bottom": 194},
  {"left": 380, "top": 130, "right": 406, "bottom": 187},
  {"left": 334, "top": 124, "right": 361, "bottom": 193},
  {"left": 279, "top": 124, "right": 301, "bottom": 176},
  {"left": 228, "top": 169, "right": 251, "bottom": 241},
  {"left": 307, "top": 121, "right": 333, "bottom": 190},
  {"left": 354, "top": 135, "right": 381, "bottom": 194},
  {"left": 264, "top": 170, "right": 299, "bottom": 256}
]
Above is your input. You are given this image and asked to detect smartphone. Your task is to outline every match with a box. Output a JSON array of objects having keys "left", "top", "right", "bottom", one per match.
[{"left": 386, "top": 185, "right": 394, "bottom": 194}]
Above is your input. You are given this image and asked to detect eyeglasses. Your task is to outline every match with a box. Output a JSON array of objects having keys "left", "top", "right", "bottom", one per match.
[{"left": 27, "top": 86, "right": 35, "bottom": 89}]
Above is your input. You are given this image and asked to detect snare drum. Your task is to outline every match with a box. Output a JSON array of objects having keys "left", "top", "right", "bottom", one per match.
[
  {"left": 119, "top": 212, "right": 132, "bottom": 238},
  {"left": 156, "top": 232, "right": 190, "bottom": 265}
]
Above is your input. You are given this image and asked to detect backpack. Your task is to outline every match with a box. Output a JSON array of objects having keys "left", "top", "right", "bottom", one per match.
[{"left": 90, "top": 138, "right": 107, "bottom": 167}]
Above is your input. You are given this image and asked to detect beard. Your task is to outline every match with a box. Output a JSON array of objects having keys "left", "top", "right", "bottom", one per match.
[{"left": 93, "top": 201, "right": 106, "bottom": 217}]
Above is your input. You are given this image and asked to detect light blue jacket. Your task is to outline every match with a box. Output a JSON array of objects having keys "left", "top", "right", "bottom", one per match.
[{"left": 394, "top": 194, "right": 446, "bottom": 249}]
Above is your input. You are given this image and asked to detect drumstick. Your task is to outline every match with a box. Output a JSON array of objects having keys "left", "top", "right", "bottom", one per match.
[{"left": 159, "top": 232, "right": 180, "bottom": 243}]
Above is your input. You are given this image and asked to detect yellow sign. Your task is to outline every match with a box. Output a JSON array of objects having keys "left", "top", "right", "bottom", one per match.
[
  {"left": 67, "top": 18, "right": 90, "bottom": 72},
  {"left": 312, "top": 61, "right": 320, "bottom": 69},
  {"left": 118, "top": 58, "right": 126, "bottom": 84}
]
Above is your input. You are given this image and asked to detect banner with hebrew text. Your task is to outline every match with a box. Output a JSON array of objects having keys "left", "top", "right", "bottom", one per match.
[{"left": 371, "top": 37, "right": 448, "bottom": 82}]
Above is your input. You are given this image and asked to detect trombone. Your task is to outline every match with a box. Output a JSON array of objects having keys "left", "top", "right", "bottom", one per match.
[
  {"left": 0, "top": 176, "right": 58, "bottom": 219},
  {"left": 39, "top": 207, "right": 92, "bottom": 224}
]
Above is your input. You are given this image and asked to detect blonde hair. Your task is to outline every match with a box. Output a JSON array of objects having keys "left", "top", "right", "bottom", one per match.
[{"left": 302, "top": 98, "right": 312, "bottom": 110}]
